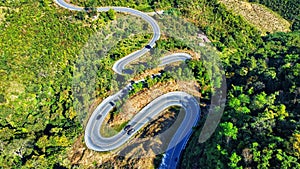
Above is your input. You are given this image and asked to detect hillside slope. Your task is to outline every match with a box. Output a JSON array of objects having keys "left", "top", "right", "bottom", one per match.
[{"left": 220, "top": 0, "right": 290, "bottom": 34}]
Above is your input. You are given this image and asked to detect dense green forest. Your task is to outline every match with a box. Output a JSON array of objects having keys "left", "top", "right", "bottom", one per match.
[
  {"left": 181, "top": 31, "right": 300, "bottom": 169},
  {"left": 0, "top": 0, "right": 299, "bottom": 168},
  {"left": 0, "top": 1, "right": 87, "bottom": 167}
]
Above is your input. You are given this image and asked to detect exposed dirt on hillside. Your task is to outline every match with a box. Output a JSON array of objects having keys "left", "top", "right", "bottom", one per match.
[
  {"left": 68, "top": 108, "right": 184, "bottom": 168},
  {"left": 220, "top": 0, "right": 290, "bottom": 34},
  {"left": 68, "top": 78, "right": 201, "bottom": 168},
  {"left": 101, "top": 79, "right": 201, "bottom": 135}
]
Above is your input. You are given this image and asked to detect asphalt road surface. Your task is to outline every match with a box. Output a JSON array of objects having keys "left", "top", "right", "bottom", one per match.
[{"left": 55, "top": 1, "right": 201, "bottom": 168}]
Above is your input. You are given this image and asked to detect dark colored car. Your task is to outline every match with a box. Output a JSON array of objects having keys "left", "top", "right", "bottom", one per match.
[
  {"left": 109, "top": 101, "right": 115, "bottom": 106},
  {"left": 84, "top": 7, "right": 94, "bottom": 12},
  {"left": 130, "top": 80, "right": 135, "bottom": 84},
  {"left": 174, "top": 157, "right": 178, "bottom": 162},
  {"left": 96, "top": 114, "right": 102, "bottom": 120},
  {"left": 145, "top": 45, "right": 151, "bottom": 49},
  {"left": 127, "top": 128, "right": 135, "bottom": 135},
  {"left": 124, "top": 125, "right": 131, "bottom": 131}
]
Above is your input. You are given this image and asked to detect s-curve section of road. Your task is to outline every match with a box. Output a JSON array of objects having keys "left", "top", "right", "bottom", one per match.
[{"left": 55, "top": 1, "right": 201, "bottom": 168}]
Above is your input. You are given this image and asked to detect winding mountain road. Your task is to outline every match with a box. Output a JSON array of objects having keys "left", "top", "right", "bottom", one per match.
[{"left": 55, "top": 1, "right": 201, "bottom": 168}]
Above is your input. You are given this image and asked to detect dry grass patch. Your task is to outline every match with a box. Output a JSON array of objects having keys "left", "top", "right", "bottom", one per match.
[{"left": 220, "top": 0, "right": 290, "bottom": 34}]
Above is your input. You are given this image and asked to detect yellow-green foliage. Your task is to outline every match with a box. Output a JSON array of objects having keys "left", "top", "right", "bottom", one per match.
[{"left": 0, "top": 7, "right": 6, "bottom": 23}]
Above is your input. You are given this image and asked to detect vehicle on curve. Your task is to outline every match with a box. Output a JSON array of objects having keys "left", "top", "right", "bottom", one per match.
[
  {"left": 145, "top": 45, "right": 152, "bottom": 49},
  {"left": 127, "top": 128, "right": 136, "bottom": 135},
  {"left": 130, "top": 80, "right": 135, "bottom": 85},
  {"left": 109, "top": 101, "right": 115, "bottom": 106},
  {"left": 96, "top": 114, "right": 102, "bottom": 120},
  {"left": 124, "top": 125, "right": 132, "bottom": 131}
]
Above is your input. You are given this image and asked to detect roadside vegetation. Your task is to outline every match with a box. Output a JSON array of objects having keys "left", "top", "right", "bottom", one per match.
[
  {"left": 73, "top": 0, "right": 156, "bottom": 12},
  {"left": 0, "top": 0, "right": 299, "bottom": 168}
]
